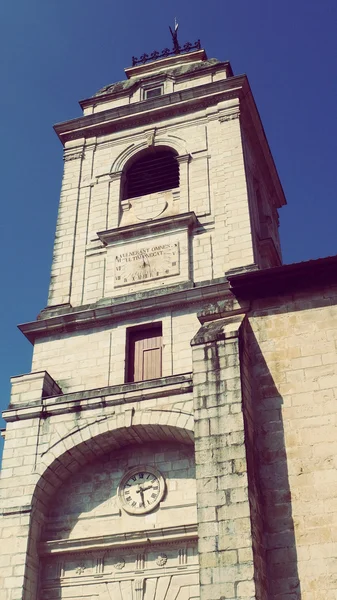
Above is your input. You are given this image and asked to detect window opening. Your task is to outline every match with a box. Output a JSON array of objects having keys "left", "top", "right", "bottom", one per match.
[
  {"left": 144, "top": 86, "right": 163, "bottom": 99},
  {"left": 126, "top": 324, "right": 163, "bottom": 383},
  {"left": 123, "top": 148, "right": 179, "bottom": 200}
]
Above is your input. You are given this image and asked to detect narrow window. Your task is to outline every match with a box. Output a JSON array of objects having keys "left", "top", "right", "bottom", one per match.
[
  {"left": 126, "top": 324, "right": 162, "bottom": 383},
  {"left": 144, "top": 86, "right": 163, "bottom": 99}
]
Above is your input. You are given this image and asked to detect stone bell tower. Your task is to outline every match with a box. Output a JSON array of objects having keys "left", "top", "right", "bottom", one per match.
[{"left": 0, "top": 34, "right": 285, "bottom": 600}]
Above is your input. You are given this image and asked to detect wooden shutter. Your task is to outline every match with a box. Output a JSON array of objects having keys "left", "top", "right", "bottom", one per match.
[{"left": 128, "top": 326, "right": 162, "bottom": 382}]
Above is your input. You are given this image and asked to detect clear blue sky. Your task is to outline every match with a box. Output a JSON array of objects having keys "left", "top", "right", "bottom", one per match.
[{"left": 1, "top": 0, "right": 337, "bottom": 445}]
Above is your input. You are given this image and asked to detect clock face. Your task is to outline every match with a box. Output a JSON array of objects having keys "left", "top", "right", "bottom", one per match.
[{"left": 118, "top": 466, "right": 166, "bottom": 514}]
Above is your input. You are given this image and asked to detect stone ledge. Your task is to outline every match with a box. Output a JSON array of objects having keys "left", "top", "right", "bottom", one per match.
[
  {"left": 54, "top": 75, "right": 247, "bottom": 144},
  {"left": 97, "top": 211, "right": 197, "bottom": 245},
  {"left": 40, "top": 523, "right": 198, "bottom": 556},
  {"left": 3, "top": 373, "right": 193, "bottom": 421},
  {"left": 0, "top": 505, "right": 32, "bottom": 517},
  {"left": 19, "top": 279, "right": 230, "bottom": 343}
]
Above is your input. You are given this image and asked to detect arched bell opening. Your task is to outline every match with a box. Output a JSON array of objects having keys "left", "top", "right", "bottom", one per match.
[{"left": 122, "top": 146, "right": 179, "bottom": 201}]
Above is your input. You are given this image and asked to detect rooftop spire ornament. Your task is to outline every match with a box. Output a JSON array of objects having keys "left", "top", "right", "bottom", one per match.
[
  {"left": 131, "top": 23, "right": 201, "bottom": 67},
  {"left": 169, "top": 18, "right": 180, "bottom": 54}
]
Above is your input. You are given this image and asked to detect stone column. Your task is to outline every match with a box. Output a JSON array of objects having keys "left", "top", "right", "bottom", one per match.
[{"left": 191, "top": 315, "right": 256, "bottom": 600}]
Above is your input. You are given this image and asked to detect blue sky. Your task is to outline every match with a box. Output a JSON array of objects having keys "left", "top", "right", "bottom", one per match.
[{"left": 1, "top": 0, "right": 337, "bottom": 446}]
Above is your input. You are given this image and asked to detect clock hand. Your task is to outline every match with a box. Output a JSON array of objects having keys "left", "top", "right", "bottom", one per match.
[
  {"left": 135, "top": 485, "right": 146, "bottom": 506},
  {"left": 136, "top": 484, "right": 153, "bottom": 493}
]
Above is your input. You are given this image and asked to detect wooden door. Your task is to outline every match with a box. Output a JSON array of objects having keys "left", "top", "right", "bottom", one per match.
[{"left": 128, "top": 326, "right": 162, "bottom": 382}]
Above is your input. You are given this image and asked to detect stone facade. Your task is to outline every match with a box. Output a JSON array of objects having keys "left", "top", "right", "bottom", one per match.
[{"left": 1, "top": 47, "right": 337, "bottom": 600}]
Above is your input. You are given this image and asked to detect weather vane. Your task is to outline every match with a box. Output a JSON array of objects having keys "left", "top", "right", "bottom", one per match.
[
  {"left": 131, "top": 21, "right": 201, "bottom": 67},
  {"left": 169, "top": 18, "right": 180, "bottom": 55}
]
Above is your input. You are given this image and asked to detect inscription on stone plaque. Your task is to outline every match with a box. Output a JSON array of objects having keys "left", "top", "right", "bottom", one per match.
[{"left": 114, "top": 242, "right": 179, "bottom": 287}]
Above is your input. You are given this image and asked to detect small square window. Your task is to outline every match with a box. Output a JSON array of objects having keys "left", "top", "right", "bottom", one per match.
[{"left": 144, "top": 86, "right": 163, "bottom": 100}]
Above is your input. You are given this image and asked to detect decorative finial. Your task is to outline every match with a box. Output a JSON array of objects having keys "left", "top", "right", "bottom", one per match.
[
  {"left": 169, "top": 18, "right": 180, "bottom": 54},
  {"left": 131, "top": 22, "right": 201, "bottom": 67}
]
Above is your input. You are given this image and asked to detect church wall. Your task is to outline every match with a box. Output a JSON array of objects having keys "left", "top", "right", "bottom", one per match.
[
  {"left": 248, "top": 288, "right": 337, "bottom": 599},
  {"left": 86, "top": 69, "right": 226, "bottom": 116},
  {"left": 90, "top": 94, "right": 131, "bottom": 113},
  {"left": 0, "top": 391, "right": 195, "bottom": 599},
  {"left": 173, "top": 74, "right": 212, "bottom": 90},
  {"left": 206, "top": 114, "right": 255, "bottom": 278},
  {"left": 47, "top": 100, "right": 256, "bottom": 309},
  {"left": 31, "top": 309, "right": 199, "bottom": 393},
  {"left": 0, "top": 53, "right": 295, "bottom": 600},
  {"left": 241, "top": 127, "right": 282, "bottom": 268},
  {"left": 39, "top": 442, "right": 198, "bottom": 599},
  {"left": 43, "top": 442, "right": 196, "bottom": 542}
]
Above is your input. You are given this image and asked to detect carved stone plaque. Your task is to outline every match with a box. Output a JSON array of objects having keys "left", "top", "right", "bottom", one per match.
[{"left": 114, "top": 242, "right": 179, "bottom": 287}]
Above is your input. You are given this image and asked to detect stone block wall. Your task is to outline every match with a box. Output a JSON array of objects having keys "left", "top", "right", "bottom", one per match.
[
  {"left": 47, "top": 97, "right": 259, "bottom": 309},
  {"left": 248, "top": 287, "right": 337, "bottom": 599},
  {"left": 43, "top": 442, "right": 196, "bottom": 541},
  {"left": 0, "top": 379, "right": 195, "bottom": 600},
  {"left": 191, "top": 315, "right": 256, "bottom": 600},
  {"left": 31, "top": 309, "right": 199, "bottom": 394}
]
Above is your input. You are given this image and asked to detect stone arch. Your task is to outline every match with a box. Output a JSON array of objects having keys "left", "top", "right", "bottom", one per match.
[
  {"left": 23, "top": 411, "right": 194, "bottom": 600},
  {"left": 110, "top": 133, "right": 189, "bottom": 175},
  {"left": 33, "top": 408, "right": 194, "bottom": 511}
]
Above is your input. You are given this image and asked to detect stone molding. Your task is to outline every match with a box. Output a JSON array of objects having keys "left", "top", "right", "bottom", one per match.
[
  {"left": 124, "top": 50, "right": 207, "bottom": 79},
  {"left": 109, "top": 170, "right": 123, "bottom": 182},
  {"left": 63, "top": 149, "right": 84, "bottom": 161},
  {"left": 176, "top": 153, "right": 191, "bottom": 165},
  {"left": 33, "top": 414, "right": 194, "bottom": 494},
  {"left": 97, "top": 211, "right": 197, "bottom": 246},
  {"left": 19, "top": 278, "right": 230, "bottom": 343},
  {"left": 218, "top": 104, "right": 240, "bottom": 123},
  {"left": 110, "top": 134, "right": 189, "bottom": 174},
  {"left": 39, "top": 523, "right": 198, "bottom": 556},
  {"left": 3, "top": 373, "right": 193, "bottom": 418},
  {"left": 191, "top": 313, "right": 246, "bottom": 346},
  {"left": 54, "top": 75, "right": 247, "bottom": 144}
]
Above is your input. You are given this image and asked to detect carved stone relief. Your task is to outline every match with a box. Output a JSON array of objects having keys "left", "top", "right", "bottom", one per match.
[
  {"left": 119, "top": 188, "right": 180, "bottom": 227},
  {"left": 40, "top": 540, "right": 199, "bottom": 600}
]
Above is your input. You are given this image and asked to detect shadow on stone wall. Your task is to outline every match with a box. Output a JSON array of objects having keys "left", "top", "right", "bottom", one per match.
[
  {"left": 242, "top": 320, "right": 302, "bottom": 600},
  {"left": 42, "top": 441, "right": 196, "bottom": 544}
]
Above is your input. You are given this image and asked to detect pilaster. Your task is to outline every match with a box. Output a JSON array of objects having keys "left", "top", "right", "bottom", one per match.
[
  {"left": 177, "top": 154, "right": 191, "bottom": 213},
  {"left": 48, "top": 140, "right": 85, "bottom": 307},
  {"left": 191, "top": 314, "right": 256, "bottom": 600}
]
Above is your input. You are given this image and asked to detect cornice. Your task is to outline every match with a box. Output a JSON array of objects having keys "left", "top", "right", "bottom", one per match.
[
  {"left": 54, "top": 76, "right": 247, "bottom": 144},
  {"left": 19, "top": 278, "right": 231, "bottom": 344},
  {"left": 39, "top": 523, "right": 198, "bottom": 556},
  {"left": 125, "top": 50, "right": 207, "bottom": 78},
  {"left": 80, "top": 59, "right": 234, "bottom": 109},
  {"left": 227, "top": 255, "right": 337, "bottom": 299},
  {"left": 97, "top": 212, "right": 197, "bottom": 245}
]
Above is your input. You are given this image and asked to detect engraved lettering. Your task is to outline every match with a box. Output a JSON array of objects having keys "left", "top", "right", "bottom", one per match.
[{"left": 114, "top": 242, "right": 180, "bottom": 287}]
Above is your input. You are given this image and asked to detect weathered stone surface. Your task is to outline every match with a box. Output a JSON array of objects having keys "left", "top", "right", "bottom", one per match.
[{"left": 5, "top": 40, "right": 337, "bottom": 600}]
